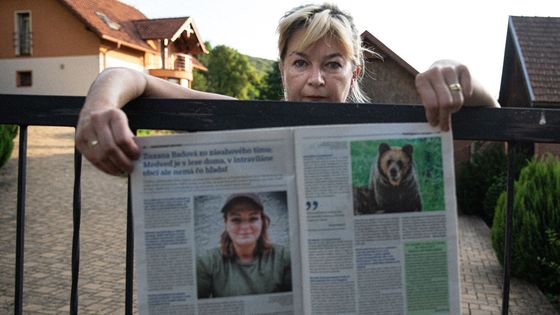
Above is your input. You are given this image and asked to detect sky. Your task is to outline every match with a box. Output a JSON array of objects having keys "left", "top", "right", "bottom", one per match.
[{"left": 121, "top": 0, "right": 560, "bottom": 99}]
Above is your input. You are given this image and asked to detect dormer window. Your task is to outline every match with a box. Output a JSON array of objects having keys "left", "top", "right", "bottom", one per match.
[{"left": 95, "top": 11, "right": 121, "bottom": 30}]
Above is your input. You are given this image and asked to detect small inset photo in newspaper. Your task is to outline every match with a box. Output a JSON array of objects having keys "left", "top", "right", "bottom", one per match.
[
  {"left": 351, "top": 137, "right": 445, "bottom": 215},
  {"left": 193, "top": 191, "right": 292, "bottom": 298}
]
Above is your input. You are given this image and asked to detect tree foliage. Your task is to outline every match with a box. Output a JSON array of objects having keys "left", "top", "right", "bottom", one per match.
[
  {"left": 257, "top": 61, "right": 283, "bottom": 101},
  {"left": 192, "top": 43, "right": 282, "bottom": 101},
  {"left": 192, "top": 44, "right": 260, "bottom": 100}
]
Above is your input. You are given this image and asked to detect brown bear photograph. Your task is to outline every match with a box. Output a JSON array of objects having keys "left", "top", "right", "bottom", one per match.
[{"left": 351, "top": 137, "right": 444, "bottom": 215}]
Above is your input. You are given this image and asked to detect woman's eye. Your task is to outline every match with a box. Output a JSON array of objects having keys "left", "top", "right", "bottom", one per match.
[
  {"left": 293, "top": 60, "right": 307, "bottom": 68},
  {"left": 250, "top": 217, "right": 260, "bottom": 223},
  {"left": 231, "top": 218, "right": 241, "bottom": 224},
  {"left": 325, "top": 62, "right": 342, "bottom": 70}
]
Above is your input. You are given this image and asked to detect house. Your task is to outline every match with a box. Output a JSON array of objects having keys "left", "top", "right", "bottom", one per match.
[
  {"left": 498, "top": 16, "right": 560, "bottom": 156},
  {"left": 360, "top": 31, "right": 472, "bottom": 165},
  {"left": 0, "top": 0, "right": 208, "bottom": 96},
  {"left": 360, "top": 31, "right": 421, "bottom": 105}
]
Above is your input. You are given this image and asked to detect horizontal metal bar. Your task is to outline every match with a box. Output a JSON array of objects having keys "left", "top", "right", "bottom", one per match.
[{"left": 1, "top": 94, "right": 560, "bottom": 143}]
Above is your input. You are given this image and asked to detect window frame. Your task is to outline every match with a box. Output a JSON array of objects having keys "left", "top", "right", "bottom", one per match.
[
  {"left": 16, "top": 71, "right": 32, "bottom": 87},
  {"left": 14, "top": 10, "right": 32, "bottom": 56}
]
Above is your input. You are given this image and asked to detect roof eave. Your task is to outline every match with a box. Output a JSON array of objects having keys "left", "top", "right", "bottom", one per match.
[
  {"left": 509, "top": 16, "right": 536, "bottom": 103},
  {"left": 101, "top": 34, "right": 157, "bottom": 54},
  {"left": 360, "top": 30, "right": 418, "bottom": 76}
]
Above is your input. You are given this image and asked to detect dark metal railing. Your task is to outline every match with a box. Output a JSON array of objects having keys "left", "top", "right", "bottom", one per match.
[{"left": 1, "top": 94, "right": 560, "bottom": 315}]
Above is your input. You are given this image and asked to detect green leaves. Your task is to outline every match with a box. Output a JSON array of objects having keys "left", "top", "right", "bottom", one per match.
[
  {"left": 0, "top": 125, "right": 18, "bottom": 169},
  {"left": 192, "top": 43, "right": 282, "bottom": 101},
  {"left": 491, "top": 156, "right": 560, "bottom": 294}
]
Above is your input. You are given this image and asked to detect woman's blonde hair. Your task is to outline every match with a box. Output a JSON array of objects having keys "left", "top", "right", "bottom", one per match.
[{"left": 277, "top": 3, "right": 371, "bottom": 103}]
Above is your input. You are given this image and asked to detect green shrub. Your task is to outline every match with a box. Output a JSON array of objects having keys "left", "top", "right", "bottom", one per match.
[
  {"left": 456, "top": 142, "right": 507, "bottom": 215},
  {"left": 482, "top": 175, "right": 507, "bottom": 226},
  {"left": 491, "top": 156, "right": 560, "bottom": 294},
  {"left": 0, "top": 125, "right": 18, "bottom": 169}
]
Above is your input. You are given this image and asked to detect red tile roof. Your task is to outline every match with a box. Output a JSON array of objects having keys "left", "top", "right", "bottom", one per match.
[
  {"left": 511, "top": 16, "right": 560, "bottom": 103},
  {"left": 133, "top": 17, "right": 191, "bottom": 40},
  {"left": 58, "top": 0, "right": 155, "bottom": 52}
]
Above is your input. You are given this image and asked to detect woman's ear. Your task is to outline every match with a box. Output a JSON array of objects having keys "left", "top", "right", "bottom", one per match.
[{"left": 353, "top": 66, "right": 362, "bottom": 80}]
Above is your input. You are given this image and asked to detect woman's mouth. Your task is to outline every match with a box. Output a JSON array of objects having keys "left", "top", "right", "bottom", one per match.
[{"left": 304, "top": 96, "right": 327, "bottom": 102}]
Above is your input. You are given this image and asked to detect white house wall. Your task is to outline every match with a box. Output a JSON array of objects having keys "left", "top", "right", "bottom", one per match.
[
  {"left": 0, "top": 55, "right": 99, "bottom": 96},
  {"left": 103, "top": 54, "right": 145, "bottom": 72}
]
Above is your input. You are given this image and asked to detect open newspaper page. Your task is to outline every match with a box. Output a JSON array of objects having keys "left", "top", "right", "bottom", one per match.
[
  {"left": 295, "top": 123, "right": 460, "bottom": 315},
  {"left": 131, "top": 128, "right": 301, "bottom": 315}
]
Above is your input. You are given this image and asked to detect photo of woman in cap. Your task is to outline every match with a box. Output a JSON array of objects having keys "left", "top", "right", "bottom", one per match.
[{"left": 195, "top": 191, "right": 291, "bottom": 298}]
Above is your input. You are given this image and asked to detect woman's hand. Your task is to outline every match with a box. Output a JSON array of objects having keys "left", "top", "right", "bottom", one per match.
[
  {"left": 415, "top": 60, "right": 474, "bottom": 131},
  {"left": 76, "top": 106, "right": 140, "bottom": 176},
  {"left": 75, "top": 67, "right": 236, "bottom": 176},
  {"left": 75, "top": 68, "right": 145, "bottom": 176}
]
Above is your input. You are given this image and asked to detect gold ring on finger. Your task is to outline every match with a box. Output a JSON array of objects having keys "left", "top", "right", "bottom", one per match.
[
  {"left": 448, "top": 83, "right": 462, "bottom": 92},
  {"left": 89, "top": 139, "right": 99, "bottom": 148}
]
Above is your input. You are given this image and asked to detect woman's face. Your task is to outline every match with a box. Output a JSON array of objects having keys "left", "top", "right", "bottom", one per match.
[
  {"left": 225, "top": 202, "right": 263, "bottom": 248},
  {"left": 280, "top": 29, "right": 355, "bottom": 103}
]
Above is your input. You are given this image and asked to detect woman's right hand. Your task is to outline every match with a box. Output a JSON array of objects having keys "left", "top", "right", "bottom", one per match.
[
  {"left": 76, "top": 106, "right": 140, "bottom": 176},
  {"left": 75, "top": 68, "right": 145, "bottom": 176},
  {"left": 76, "top": 67, "right": 235, "bottom": 175}
]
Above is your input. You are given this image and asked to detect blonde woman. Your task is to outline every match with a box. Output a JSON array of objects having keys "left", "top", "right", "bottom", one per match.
[{"left": 76, "top": 3, "right": 498, "bottom": 175}]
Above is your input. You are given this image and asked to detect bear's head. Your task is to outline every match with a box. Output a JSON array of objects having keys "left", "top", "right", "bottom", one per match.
[{"left": 377, "top": 143, "right": 414, "bottom": 186}]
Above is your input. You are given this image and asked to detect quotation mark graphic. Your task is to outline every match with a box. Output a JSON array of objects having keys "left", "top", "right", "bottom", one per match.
[{"left": 306, "top": 201, "right": 319, "bottom": 210}]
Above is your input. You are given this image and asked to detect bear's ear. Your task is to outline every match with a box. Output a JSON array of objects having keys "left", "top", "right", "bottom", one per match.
[
  {"left": 379, "top": 143, "right": 391, "bottom": 155},
  {"left": 402, "top": 144, "right": 413, "bottom": 157}
]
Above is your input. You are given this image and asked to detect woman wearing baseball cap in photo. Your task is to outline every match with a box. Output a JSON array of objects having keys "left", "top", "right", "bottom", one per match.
[{"left": 196, "top": 193, "right": 292, "bottom": 298}]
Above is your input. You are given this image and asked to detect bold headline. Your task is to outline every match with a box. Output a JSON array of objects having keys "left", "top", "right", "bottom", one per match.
[{"left": 142, "top": 146, "right": 274, "bottom": 177}]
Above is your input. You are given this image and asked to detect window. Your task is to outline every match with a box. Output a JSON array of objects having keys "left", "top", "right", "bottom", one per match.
[
  {"left": 95, "top": 11, "right": 121, "bottom": 30},
  {"left": 167, "top": 77, "right": 180, "bottom": 85},
  {"left": 17, "top": 71, "right": 32, "bottom": 87},
  {"left": 15, "top": 11, "right": 32, "bottom": 55}
]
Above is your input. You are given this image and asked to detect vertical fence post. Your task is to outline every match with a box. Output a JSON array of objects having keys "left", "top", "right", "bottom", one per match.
[
  {"left": 70, "top": 148, "right": 82, "bottom": 315},
  {"left": 125, "top": 179, "right": 134, "bottom": 315},
  {"left": 14, "top": 125, "right": 28, "bottom": 315},
  {"left": 501, "top": 141, "right": 516, "bottom": 315},
  {"left": 125, "top": 129, "right": 138, "bottom": 314}
]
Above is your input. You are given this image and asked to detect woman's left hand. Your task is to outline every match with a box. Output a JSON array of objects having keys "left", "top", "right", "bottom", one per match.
[{"left": 415, "top": 60, "right": 474, "bottom": 131}]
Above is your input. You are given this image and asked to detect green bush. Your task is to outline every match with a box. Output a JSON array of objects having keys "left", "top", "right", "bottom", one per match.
[
  {"left": 491, "top": 156, "right": 560, "bottom": 294},
  {"left": 0, "top": 125, "right": 18, "bottom": 169},
  {"left": 482, "top": 175, "right": 507, "bottom": 226},
  {"left": 456, "top": 142, "right": 507, "bottom": 215}
]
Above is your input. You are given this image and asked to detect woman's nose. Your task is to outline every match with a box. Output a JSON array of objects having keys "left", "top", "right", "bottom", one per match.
[
  {"left": 308, "top": 66, "right": 325, "bottom": 87},
  {"left": 239, "top": 221, "right": 251, "bottom": 230}
]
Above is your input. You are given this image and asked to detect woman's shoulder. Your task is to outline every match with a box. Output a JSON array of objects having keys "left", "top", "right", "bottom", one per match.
[
  {"left": 270, "top": 244, "right": 288, "bottom": 253},
  {"left": 198, "top": 247, "right": 223, "bottom": 263},
  {"left": 267, "top": 244, "right": 290, "bottom": 261}
]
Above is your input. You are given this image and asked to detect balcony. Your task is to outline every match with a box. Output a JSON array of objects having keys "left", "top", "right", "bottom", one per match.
[{"left": 148, "top": 54, "right": 194, "bottom": 85}]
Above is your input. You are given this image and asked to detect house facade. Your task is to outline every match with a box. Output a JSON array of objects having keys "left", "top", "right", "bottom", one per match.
[
  {"left": 361, "top": 31, "right": 421, "bottom": 105},
  {"left": 499, "top": 16, "right": 560, "bottom": 156},
  {"left": 0, "top": 0, "right": 207, "bottom": 96}
]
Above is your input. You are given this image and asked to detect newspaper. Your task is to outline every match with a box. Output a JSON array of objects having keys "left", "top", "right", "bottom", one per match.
[{"left": 131, "top": 123, "right": 460, "bottom": 315}]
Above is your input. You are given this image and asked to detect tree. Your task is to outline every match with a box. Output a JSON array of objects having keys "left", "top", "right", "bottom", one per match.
[
  {"left": 197, "top": 45, "right": 260, "bottom": 100},
  {"left": 192, "top": 41, "right": 211, "bottom": 92},
  {"left": 257, "top": 61, "right": 283, "bottom": 101}
]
